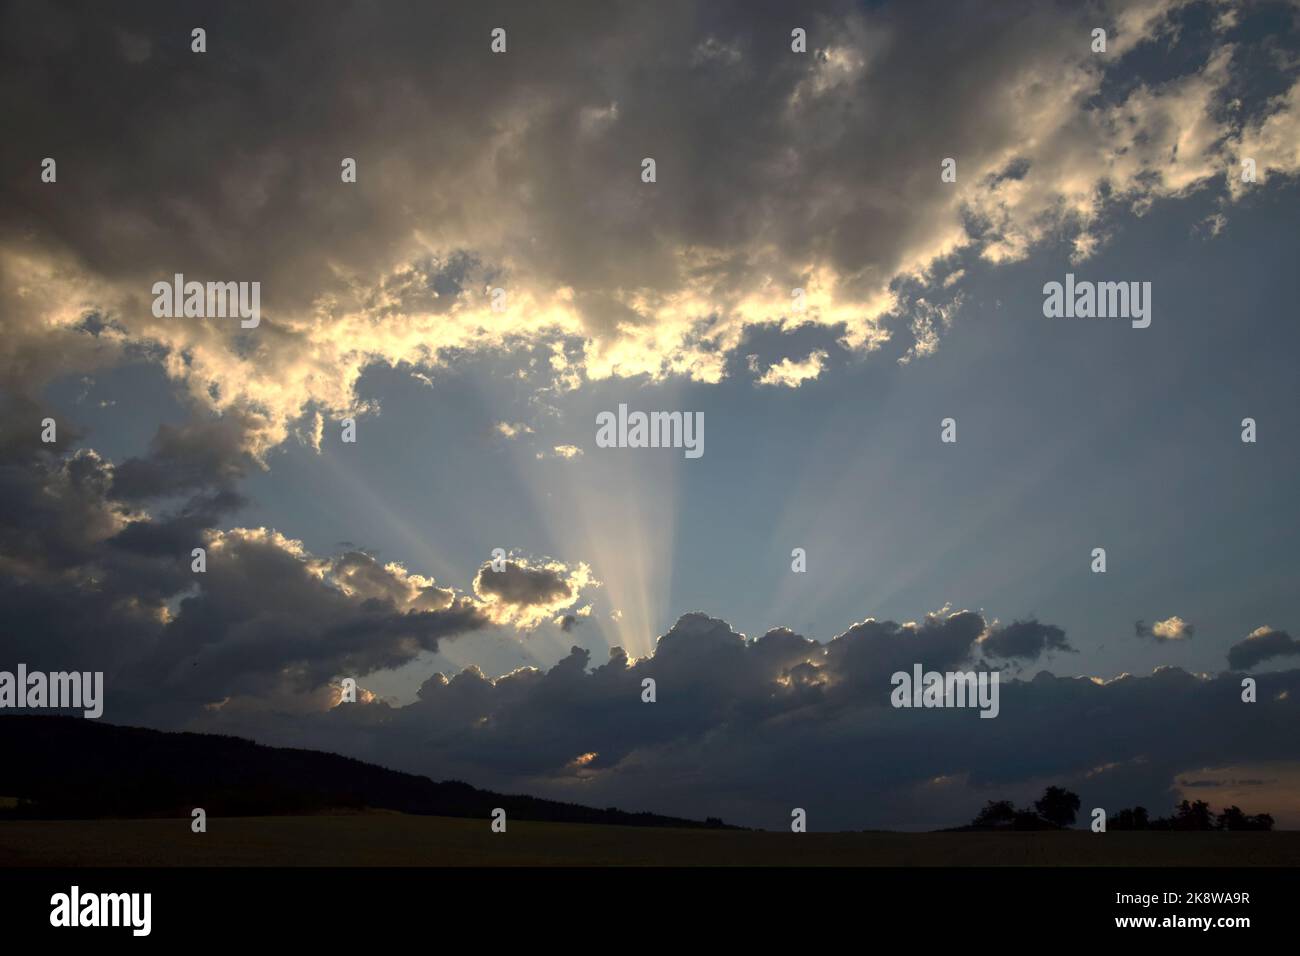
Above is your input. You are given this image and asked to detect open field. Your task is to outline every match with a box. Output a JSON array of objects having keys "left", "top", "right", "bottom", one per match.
[{"left": 2, "top": 814, "right": 1298, "bottom": 866}]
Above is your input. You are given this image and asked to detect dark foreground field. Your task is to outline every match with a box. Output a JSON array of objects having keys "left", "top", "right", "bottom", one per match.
[{"left": 2, "top": 814, "right": 1298, "bottom": 866}]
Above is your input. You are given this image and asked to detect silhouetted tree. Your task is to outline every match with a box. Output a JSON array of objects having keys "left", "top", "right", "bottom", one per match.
[
  {"left": 1217, "top": 805, "right": 1248, "bottom": 830},
  {"left": 972, "top": 800, "right": 1017, "bottom": 828},
  {"left": 1013, "top": 807, "right": 1047, "bottom": 828},
  {"left": 1112, "top": 806, "right": 1149, "bottom": 830},
  {"left": 967, "top": 793, "right": 1274, "bottom": 834},
  {"left": 1216, "top": 806, "right": 1274, "bottom": 831},
  {"left": 1172, "top": 799, "right": 1215, "bottom": 831},
  {"left": 1034, "top": 786, "right": 1081, "bottom": 828}
]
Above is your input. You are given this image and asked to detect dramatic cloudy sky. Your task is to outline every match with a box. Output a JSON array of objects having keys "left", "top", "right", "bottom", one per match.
[{"left": 2, "top": 0, "right": 1299, "bottom": 830}]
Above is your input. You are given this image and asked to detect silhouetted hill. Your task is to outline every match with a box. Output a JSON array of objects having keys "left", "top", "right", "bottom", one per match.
[{"left": 0, "top": 716, "right": 735, "bottom": 828}]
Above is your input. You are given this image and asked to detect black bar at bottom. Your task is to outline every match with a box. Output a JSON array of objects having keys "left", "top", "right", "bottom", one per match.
[{"left": 0, "top": 866, "right": 1285, "bottom": 942}]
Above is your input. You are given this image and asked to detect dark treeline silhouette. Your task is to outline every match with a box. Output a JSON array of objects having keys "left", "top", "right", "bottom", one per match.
[
  {"left": 0, "top": 716, "right": 736, "bottom": 828},
  {"left": 957, "top": 786, "right": 1274, "bottom": 832},
  {"left": 1112, "top": 799, "right": 1274, "bottom": 831},
  {"left": 951, "top": 785, "right": 1081, "bottom": 831}
]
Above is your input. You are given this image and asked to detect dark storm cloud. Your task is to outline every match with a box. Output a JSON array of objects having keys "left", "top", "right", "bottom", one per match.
[
  {"left": 0, "top": 411, "right": 489, "bottom": 717},
  {"left": 4, "top": 0, "right": 1292, "bottom": 441},
  {"left": 0, "top": 0, "right": 1005, "bottom": 304},
  {"left": 108, "top": 499, "right": 234, "bottom": 559},
  {"left": 0, "top": 412, "right": 127, "bottom": 578},
  {"left": 979, "top": 618, "right": 1074, "bottom": 659},
  {"left": 0, "top": 417, "right": 180, "bottom": 672},
  {"left": 820, "top": 610, "right": 986, "bottom": 694},
  {"left": 1228, "top": 627, "right": 1300, "bottom": 670},
  {"left": 190, "top": 610, "right": 1300, "bottom": 831},
  {"left": 0, "top": 398, "right": 246, "bottom": 592},
  {"left": 144, "top": 530, "right": 489, "bottom": 706},
  {"left": 111, "top": 414, "right": 255, "bottom": 501}
]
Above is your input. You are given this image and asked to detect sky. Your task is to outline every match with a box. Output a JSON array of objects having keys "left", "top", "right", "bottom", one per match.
[{"left": 2, "top": 0, "right": 1299, "bottom": 831}]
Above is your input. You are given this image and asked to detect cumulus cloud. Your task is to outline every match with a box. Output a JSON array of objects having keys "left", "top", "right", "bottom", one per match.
[
  {"left": 749, "top": 350, "right": 829, "bottom": 388},
  {"left": 494, "top": 422, "right": 533, "bottom": 439},
  {"left": 555, "top": 605, "right": 592, "bottom": 633},
  {"left": 978, "top": 619, "right": 1075, "bottom": 660},
  {"left": 896, "top": 297, "right": 958, "bottom": 365},
  {"left": 536, "top": 444, "right": 583, "bottom": 459},
  {"left": 1136, "top": 615, "right": 1195, "bottom": 642},
  {"left": 326, "top": 549, "right": 457, "bottom": 613},
  {"left": 110, "top": 414, "right": 255, "bottom": 502},
  {"left": 1228, "top": 627, "right": 1300, "bottom": 670},
  {"left": 473, "top": 557, "right": 597, "bottom": 630},
  {"left": 1230, "top": 76, "right": 1300, "bottom": 199}
]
